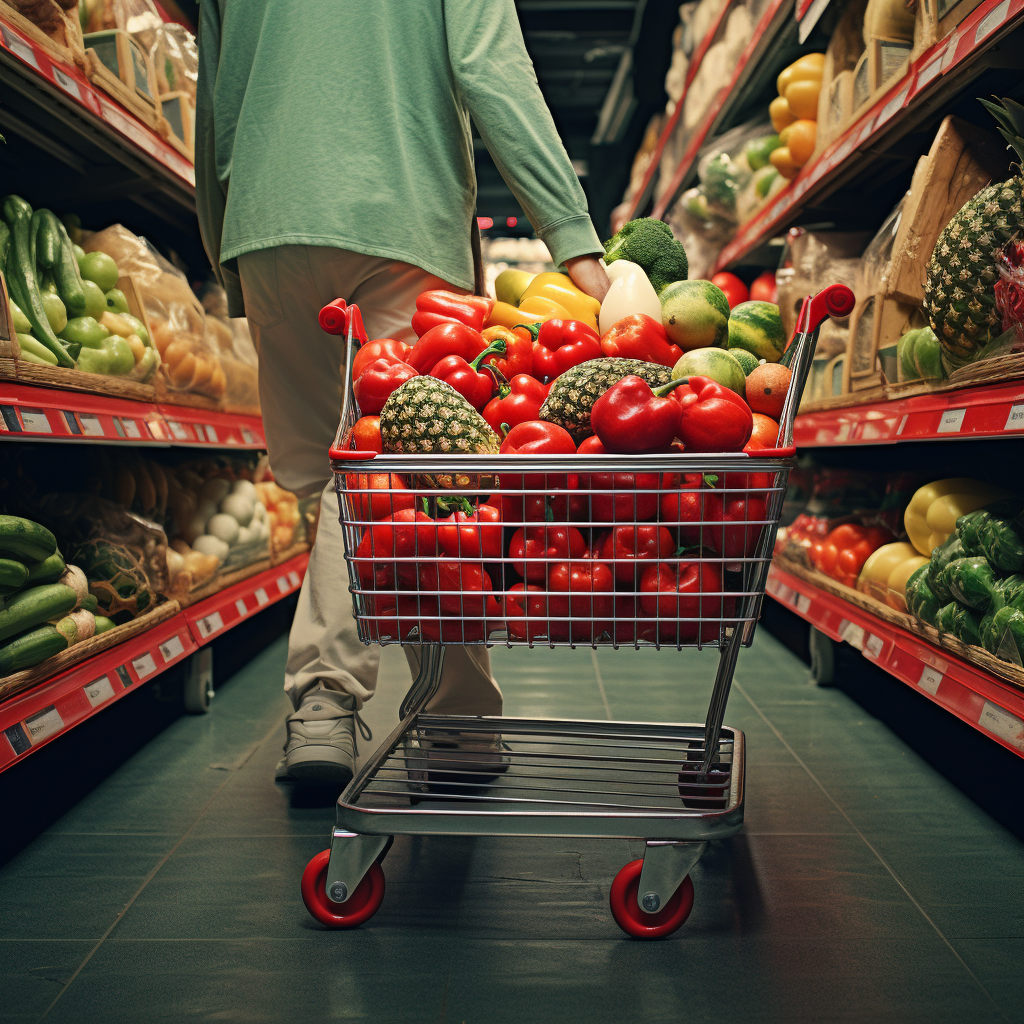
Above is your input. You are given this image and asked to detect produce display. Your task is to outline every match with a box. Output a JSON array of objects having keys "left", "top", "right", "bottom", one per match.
[{"left": 768, "top": 54, "right": 823, "bottom": 180}]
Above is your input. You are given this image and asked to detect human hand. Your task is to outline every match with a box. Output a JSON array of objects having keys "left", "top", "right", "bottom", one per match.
[{"left": 565, "top": 255, "right": 610, "bottom": 303}]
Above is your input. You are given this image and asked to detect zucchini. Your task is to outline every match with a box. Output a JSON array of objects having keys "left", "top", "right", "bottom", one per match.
[
  {"left": 25, "top": 551, "right": 65, "bottom": 585},
  {"left": 38, "top": 210, "right": 85, "bottom": 314},
  {"left": 2, "top": 195, "right": 74, "bottom": 368},
  {"left": 0, "top": 583, "right": 77, "bottom": 643},
  {"left": 33, "top": 209, "right": 59, "bottom": 269},
  {"left": 93, "top": 615, "right": 117, "bottom": 635},
  {"left": 0, "top": 624, "right": 68, "bottom": 676},
  {"left": 0, "top": 516, "right": 57, "bottom": 563},
  {"left": 0, "top": 558, "right": 28, "bottom": 592}
]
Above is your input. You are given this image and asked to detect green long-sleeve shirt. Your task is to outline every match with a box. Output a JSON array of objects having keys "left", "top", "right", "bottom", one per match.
[{"left": 195, "top": 0, "right": 603, "bottom": 317}]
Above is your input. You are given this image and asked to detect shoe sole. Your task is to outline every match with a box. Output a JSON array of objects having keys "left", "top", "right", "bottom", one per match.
[{"left": 287, "top": 748, "right": 355, "bottom": 786}]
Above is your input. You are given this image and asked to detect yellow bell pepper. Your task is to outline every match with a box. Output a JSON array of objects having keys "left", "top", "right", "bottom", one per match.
[
  {"left": 517, "top": 295, "right": 572, "bottom": 322},
  {"left": 857, "top": 542, "right": 920, "bottom": 604},
  {"left": 887, "top": 555, "right": 929, "bottom": 611},
  {"left": 904, "top": 478, "right": 1009, "bottom": 556},
  {"left": 518, "top": 272, "right": 601, "bottom": 331},
  {"left": 485, "top": 301, "right": 546, "bottom": 330}
]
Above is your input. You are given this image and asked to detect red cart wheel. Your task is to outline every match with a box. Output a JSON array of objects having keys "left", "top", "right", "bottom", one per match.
[
  {"left": 609, "top": 859, "right": 694, "bottom": 939},
  {"left": 300, "top": 850, "right": 386, "bottom": 928}
]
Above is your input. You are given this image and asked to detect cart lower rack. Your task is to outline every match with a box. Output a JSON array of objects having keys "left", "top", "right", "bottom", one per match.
[{"left": 301, "top": 283, "right": 854, "bottom": 938}]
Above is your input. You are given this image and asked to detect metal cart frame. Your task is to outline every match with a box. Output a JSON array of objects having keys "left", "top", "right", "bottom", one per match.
[{"left": 303, "top": 284, "right": 854, "bottom": 937}]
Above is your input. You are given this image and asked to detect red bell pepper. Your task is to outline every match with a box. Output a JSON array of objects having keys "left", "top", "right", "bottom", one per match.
[
  {"left": 482, "top": 373, "right": 549, "bottom": 435},
  {"left": 427, "top": 338, "right": 509, "bottom": 410},
  {"left": 598, "top": 524, "right": 676, "bottom": 584},
  {"left": 547, "top": 560, "right": 615, "bottom": 642},
  {"left": 509, "top": 521, "right": 587, "bottom": 583},
  {"left": 411, "top": 290, "right": 494, "bottom": 337},
  {"left": 527, "top": 319, "right": 602, "bottom": 380},
  {"left": 498, "top": 488, "right": 572, "bottom": 525},
  {"left": 479, "top": 325, "right": 534, "bottom": 378},
  {"left": 407, "top": 321, "right": 487, "bottom": 374},
  {"left": 350, "top": 415, "right": 383, "bottom": 454},
  {"left": 505, "top": 583, "right": 549, "bottom": 643},
  {"left": 345, "top": 472, "right": 415, "bottom": 522},
  {"left": 351, "top": 509, "right": 438, "bottom": 590},
  {"left": 416, "top": 561, "right": 502, "bottom": 618},
  {"left": 500, "top": 419, "right": 576, "bottom": 493},
  {"left": 673, "top": 376, "right": 753, "bottom": 453},
  {"left": 658, "top": 473, "right": 711, "bottom": 548},
  {"left": 639, "top": 558, "right": 724, "bottom": 643},
  {"left": 810, "top": 522, "right": 894, "bottom": 587},
  {"left": 354, "top": 359, "right": 418, "bottom": 414},
  {"left": 600, "top": 314, "right": 682, "bottom": 367},
  {"left": 435, "top": 496, "right": 503, "bottom": 560},
  {"left": 351, "top": 339, "right": 411, "bottom": 381},
  {"left": 575, "top": 437, "right": 660, "bottom": 523},
  {"left": 705, "top": 476, "right": 769, "bottom": 561},
  {"left": 590, "top": 375, "right": 684, "bottom": 453}
]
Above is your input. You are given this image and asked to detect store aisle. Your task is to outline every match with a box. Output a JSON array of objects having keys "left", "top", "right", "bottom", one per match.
[{"left": 2, "top": 632, "right": 1022, "bottom": 1024}]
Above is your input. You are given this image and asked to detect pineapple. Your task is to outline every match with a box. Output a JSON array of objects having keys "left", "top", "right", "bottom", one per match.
[
  {"left": 923, "top": 97, "right": 1024, "bottom": 372},
  {"left": 539, "top": 357, "right": 672, "bottom": 442},
  {"left": 379, "top": 376, "right": 500, "bottom": 489}
]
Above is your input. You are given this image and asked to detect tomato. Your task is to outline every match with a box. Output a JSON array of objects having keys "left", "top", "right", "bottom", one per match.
[
  {"left": 350, "top": 415, "right": 383, "bottom": 453},
  {"left": 345, "top": 472, "right": 415, "bottom": 522},
  {"left": 749, "top": 270, "right": 777, "bottom": 304},
  {"left": 744, "top": 413, "right": 780, "bottom": 451},
  {"left": 711, "top": 272, "right": 749, "bottom": 309}
]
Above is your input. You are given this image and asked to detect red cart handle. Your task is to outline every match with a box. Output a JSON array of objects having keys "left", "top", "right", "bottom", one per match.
[
  {"left": 796, "top": 283, "right": 855, "bottom": 334},
  {"left": 319, "top": 298, "right": 369, "bottom": 344}
]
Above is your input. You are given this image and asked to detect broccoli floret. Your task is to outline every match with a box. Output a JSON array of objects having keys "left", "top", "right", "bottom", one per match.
[{"left": 602, "top": 218, "right": 689, "bottom": 293}]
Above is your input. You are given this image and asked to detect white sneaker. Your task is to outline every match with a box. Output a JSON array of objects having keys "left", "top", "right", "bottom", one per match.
[{"left": 281, "top": 689, "right": 365, "bottom": 786}]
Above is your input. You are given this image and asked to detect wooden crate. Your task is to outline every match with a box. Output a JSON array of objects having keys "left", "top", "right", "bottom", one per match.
[
  {"left": 158, "top": 91, "right": 194, "bottom": 161},
  {"left": 81, "top": 30, "right": 170, "bottom": 134},
  {"left": 0, "top": 0, "right": 84, "bottom": 67}
]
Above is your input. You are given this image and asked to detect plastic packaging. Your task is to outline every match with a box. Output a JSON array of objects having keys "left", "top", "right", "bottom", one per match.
[
  {"left": 200, "top": 282, "right": 260, "bottom": 412},
  {"left": 83, "top": 225, "right": 226, "bottom": 401}
]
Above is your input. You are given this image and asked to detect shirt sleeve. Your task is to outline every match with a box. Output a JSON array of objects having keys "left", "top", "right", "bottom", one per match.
[
  {"left": 443, "top": 0, "right": 604, "bottom": 267},
  {"left": 195, "top": 0, "right": 245, "bottom": 317}
]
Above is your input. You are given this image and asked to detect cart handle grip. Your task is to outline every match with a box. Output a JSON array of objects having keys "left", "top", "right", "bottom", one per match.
[{"left": 319, "top": 298, "right": 368, "bottom": 343}]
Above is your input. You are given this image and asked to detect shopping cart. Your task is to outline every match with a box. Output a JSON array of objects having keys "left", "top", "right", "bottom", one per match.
[{"left": 302, "top": 283, "right": 854, "bottom": 938}]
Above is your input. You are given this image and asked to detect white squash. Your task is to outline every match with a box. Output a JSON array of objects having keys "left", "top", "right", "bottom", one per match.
[
  {"left": 231, "top": 478, "right": 259, "bottom": 503},
  {"left": 599, "top": 260, "right": 663, "bottom": 335},
  {"left": 219, "top": 492, "right": 254, "bottom": 527},
  {"left": 207, "top": 513, "right": 240, "bottom": 546},
  {"left": 193, "top": 534, "right": 229, "bottom": 561}
]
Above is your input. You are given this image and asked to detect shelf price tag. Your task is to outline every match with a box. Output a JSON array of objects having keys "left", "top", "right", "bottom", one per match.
[
  {"left": 1, "top": 26, "right": 39, "bottom": 68},
  {"left": 839, "top": 619, "right": 865, "bottom": 649},
  {"left": 159, "top": 635, "right": 185, "bottom": 662},
  {"left": 24, "top": 706, "right": 64, "bottom": 745},
  {"left": 78, "top": 413, "right": 104, "bottom": 437},
  {"left": 864, "top": 633, "right": 884, "bottom": 659},
  {"left": 51, "top": 65, "right": 82, "bottom": 100},
  {"left": 20, "top": 408, "right": 51, "bottom": 433},
  {"left": 234, "top": 598, "right": 247, "bottom": 617},
  {"left": 132, "top": 651, "right": 157, "bottom": 679},
  {"left": 975, "top": 0, "right": 1010, "bottom": 43},
  {"left": 288, "top": 571, "right": 301, "bottom": 588},
  {"left": 241, "top": 427, "right": 257, "bottom": 445},
  {"left": 978, "top": 701, "right": 1024, "bottom": 750},
  {"left": 937, "top": 408, "right": 966, "bottom": 433},
  {"left": 83, "top": 676, "right": 115, "bottom": 708},
  {"left": 121, "top": 418, "right": 142, "bottom": 438},
  {"left": 167, "top": 421, "right": 189, "bottom": 440},
  {"left": 277, "top": 576, "right": 289, "bottom": 595},
  {"left": 918, "top": 665, "right": 943, "bottom": 695},
  {"left": 254, "top": 587, "right": 269, "bottom": 607},
  {"left": 197, "top": 611, "right": 223, "bottom": 638},
  {"left": 1004, "top": 404, "right": 1024, "bottom": 431}
]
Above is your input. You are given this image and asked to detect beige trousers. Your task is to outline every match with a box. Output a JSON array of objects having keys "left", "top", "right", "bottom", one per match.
[{"left": 237, "top": 245, "right": 501, "bottom": 715}]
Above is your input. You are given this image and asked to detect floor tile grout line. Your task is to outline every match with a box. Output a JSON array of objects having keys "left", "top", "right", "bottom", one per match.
[
  {"left": 733, "top": 676, "right": 1013, "bottom": 1024},
  {"left": 589, "top": 650, "right": 612, "bottom": 721},
  {"left": 37, "top": 714, "right": 284, "bottom": 1023}
]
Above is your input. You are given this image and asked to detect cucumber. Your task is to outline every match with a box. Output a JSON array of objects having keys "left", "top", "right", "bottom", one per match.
[
  {"left": 33, "top": 208, "right": 59, "bottom": 269},
  {"left": 0, "top": 624, "right": 68, "bottom": 675},
  {"left": 17, "top": 333, "right": 58, "bottom": 366},
  {"left": 0, "top": 516, "right": 58, "bottom": 563},
  {"left": 81, "top": 593, "right": 98, "bottom": 613},
  {"left": 9, "top": 298, "right": 32, "bottom": 334},
  {"left": 93, "top": 616, "right": 117, "bottom": 635},
  {"left": 0, "top": 583, "right": 77, "bottom": 643},
  {"left": 0, "top": 558, "right": 28, "bottom": 592},
  {"left": 25, "top": 551, "right": 65, "bottom": 585},
  {"left": 39, "top": 209, "right": 85, "bottom": 314}
]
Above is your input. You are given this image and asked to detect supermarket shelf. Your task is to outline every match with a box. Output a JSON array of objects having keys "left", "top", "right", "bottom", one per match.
[
  {"left": 649, "top": 0, "right": 796, "bottom": 220},
  {"left": 621, "top": 0, "right": 738, "bottom": 222},
  {"left": 0, "top": 381, "right": 266, "bottom": 448},
  {"left": 0, "top": 552, "right": 308, "bottom": 772},
  {"left": 767, "top": 565, "right": 1024, "bottom": 758},
  {"left": 715, "top": 0, "right": 1024, "bottom": 269},
  {"left": 793, "top": 379, "right": 1024, "bottom": 445}
]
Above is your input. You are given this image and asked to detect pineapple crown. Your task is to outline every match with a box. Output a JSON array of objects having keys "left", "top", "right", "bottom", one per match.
[{"left": 980, "top": 96, "right": 1024, "bottom": 169}]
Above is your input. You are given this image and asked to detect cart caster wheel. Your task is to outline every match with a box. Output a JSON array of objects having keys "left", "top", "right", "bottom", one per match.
[
  {"left": 609, "top": 859, "right": 694, "bottom": 939},
  {"left": 300, "top": 850, "right": 386, "bottom": 928}
]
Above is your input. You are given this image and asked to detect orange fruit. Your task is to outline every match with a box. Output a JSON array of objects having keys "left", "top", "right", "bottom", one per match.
[
  {"left": 769, "top": 146, "right": 800, "bottom": 180},
  {"left": 785, "top": 79, "right": 820, "bottom": 120},
  {"left": 745, "top": 363, "right": 793, "bottom": 419},
  {"left": 786, "top": 119, "right": 817, "bottom": 166},
  {"left": 769, "top": 95, "right": 795, "bottom": 132},
  {"left": 745, "top": 413, "right": 780, "bottom": 450}
]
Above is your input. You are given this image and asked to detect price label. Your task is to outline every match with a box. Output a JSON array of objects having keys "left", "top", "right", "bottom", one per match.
[
  {"left": 839, "top": 620, "right": 865, "bottom": 649},
  {"left": 918, "top": 665, "right": 943, "bottom": 695},
  {"left": 2, "top": 27, "right": 39, "bottom": 68},
  {"left": 241, "top": 427, "right": 257, "bottom": 445},
  {"left": 937, "top": 408, "right": 966, "bottom": 433},
  {"left": 975, "top": 0, "right": 1010, "bottom": 42},
  {"left": 916, "top": 52, "right": 945, "bottom": 90},
  {"left": 132, "top": 651, "right": 157, "bottom": 679},
  {"left": 83, "top": 676, "right": 115, "bottom": 708},
  {"left": 1004, "top": 404, "right": 1024, "bottom": 431},
  {"left": 159, "top": 635, "right": 185, "bottom": 662},
  {"left": 878, "top": 86, "right": 910, "bottom": 125},
  {"left": 836, "top": 422, "right": 851, "bottom": 441},
  {"left": 20, "top": 409, "right": 51, "bottom": 433},
  {"left": 254, "top": 587, "right": 269, "bottom": 607},
  {"left": 896, "top": 414, "right": 908, "bottom": 435},
  {"left": 776, "top": 583, "right": 792, "bottom": 602},
  {"left": 794, "top": 593, "right": 811, "bottom": 614},
  {"left": 121, "top": 418, "right": 142, "bottom": 438},
  {"left": 864, "top": 633, "right": 884, "bottom": 658},
  {"left": 235, "top": 598, "right": 247, "bottom": 617},
  {"left": 978, "top": 701, "right": 1024, "bottom": 750},
  {"left": 197, "top": 611, "right": 224, "bottom": 638},
  {"left": 79, "top": 413, "right": 104, "bottom": 437},
  {"left": 52, "top": 66, "right": 82, "bottom": 100},
  {"left": 24, "top": 706, "right": 64, "bottom": 745},
  {"left": 167, "top": 421, "right": 189, "bottom": 440},
  {"left": 288, "top": 571, "right": 301, "bottom": 588},
  {"left": 205, "top": 424, "right": 218, "bottom": 443},
  {"left": 277, "top": 576, "right": 289, "bottom": 594}
]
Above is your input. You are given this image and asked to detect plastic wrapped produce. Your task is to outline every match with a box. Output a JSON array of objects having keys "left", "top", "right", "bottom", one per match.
[
  {"left": 149, "top": 22, "right": 198, "bottom": 101},
  {"left": 200, "top": 282, "right": 260, "bottom": 412}
]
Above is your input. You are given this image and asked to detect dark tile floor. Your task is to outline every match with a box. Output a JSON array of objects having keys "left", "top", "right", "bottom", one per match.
[{"left": 2, "top": 631, "right": 1022, "bottom": 1023}]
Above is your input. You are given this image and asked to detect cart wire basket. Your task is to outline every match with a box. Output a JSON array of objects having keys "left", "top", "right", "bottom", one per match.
[{"left": 299, "top": 283, "right": 854, "bottom": 938}]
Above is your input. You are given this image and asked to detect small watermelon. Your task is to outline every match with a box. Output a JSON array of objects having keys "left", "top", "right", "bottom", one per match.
[
  {"left": 727, "top": 300, "right": 785, "bottom": 362},
  {"left": 730, "top": 348, "right": 761, "bottom": 375},
  {"left": 671, "top": 347, "right": 747, "bottom": 396},
  {"left": 660, "top": 279, "right": 731, "bottom": 351}
]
